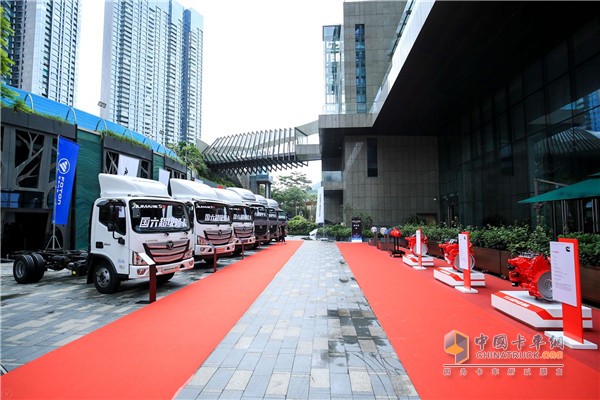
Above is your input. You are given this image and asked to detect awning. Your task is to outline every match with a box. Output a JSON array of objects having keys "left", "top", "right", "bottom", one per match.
[{"left": 519, "top": 174, "right": 600, "bottom": 204}]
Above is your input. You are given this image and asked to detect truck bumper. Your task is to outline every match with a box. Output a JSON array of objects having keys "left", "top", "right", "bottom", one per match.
[
  {"left": 129, "top": 257, "right": 194, "bottom": 278},
  {"left": 195, "top": 243, "right": 235, "bottom": 258}
]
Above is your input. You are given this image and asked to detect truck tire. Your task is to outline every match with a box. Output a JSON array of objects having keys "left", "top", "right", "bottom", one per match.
[
  {"left": 93, "top": 261, "right": 121, "bottom": 294},
  {"left": 13, "top": 254, "right": 35, "bottom": 284},
  {"left": 157, "top": 273, "right": 174, "bottom": 284},
  {"left": 30, "top": 253, "right": 46, "bottom": 283}
]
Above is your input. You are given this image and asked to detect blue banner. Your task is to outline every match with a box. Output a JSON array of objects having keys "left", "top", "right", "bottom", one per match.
[{"left": 54, "top": 137, "right": 79, "bottom": 225}]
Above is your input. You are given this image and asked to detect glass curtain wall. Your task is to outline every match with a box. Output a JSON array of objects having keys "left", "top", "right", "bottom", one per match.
[{"left": 439, "top": 18, "right": 600, "bottom": 232}]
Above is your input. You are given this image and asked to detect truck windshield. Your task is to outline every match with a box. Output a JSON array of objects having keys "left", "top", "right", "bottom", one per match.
[
  {"left": 230, "top": 206, "right": 253, "bottom": 223},
  {"left": 130, "top": 200, "right": 190, "bottom": 233},
  {"left": 267, "top": 208, "right": 277, "bottom": 220},
  {"left": 251, "top": 205, "right": 267, "bottom": 221},
  {"left": 278, "top": 211, "right": 287, "bottom": 221},
  {"left": 195, "top": 202, "right": 230, "bottom": 224}
]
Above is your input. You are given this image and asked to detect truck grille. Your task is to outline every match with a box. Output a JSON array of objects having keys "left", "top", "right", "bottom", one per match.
[
  {"left": 269, "top": 225, "right": 278, "bottom": 234},
  {"left": 204, "top": 229, "right": 232, "bottom": 246},
  {"left": 234, "top": 226, "right": 253, "bottom": 239},
  {"left": 144, "top": 240, "right": 189, "bottom": 264},
  {"left": 255, "top": 225, "right": 268, "bottom": 235}
]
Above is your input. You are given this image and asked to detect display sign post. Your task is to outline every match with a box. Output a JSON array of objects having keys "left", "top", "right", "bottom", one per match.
[
  {"left": 351, "top": 217, "right": 362, "bottom": 243},
  {"left": 545, "top": 238, "right": 597, "bottom": 349},
  {"left": 456, "top": 232, "right": 477, "bottom": 293},
  {"left": 415, "top": 229, "right": 425, "bottom": 269}
]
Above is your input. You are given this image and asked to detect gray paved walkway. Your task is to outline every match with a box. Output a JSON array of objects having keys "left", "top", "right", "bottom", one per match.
[
  {"left": 1, "top": 240, "right": 418, "bottom": 399},
  {"left": 176, "top": 240, "right": 418, "bottom": 399}
]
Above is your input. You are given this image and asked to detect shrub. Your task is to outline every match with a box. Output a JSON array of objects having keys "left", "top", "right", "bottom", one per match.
[
  {"left": 559, "top": 232, "right": 600, "bottom": 266},
  {"left": 287, "top": 215, "right": 317, "bottom": 235}
]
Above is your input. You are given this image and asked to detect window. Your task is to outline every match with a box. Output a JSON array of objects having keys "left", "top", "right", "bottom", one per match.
[{"left": 367, "top": 138, "right": 378, "bottom": 177}]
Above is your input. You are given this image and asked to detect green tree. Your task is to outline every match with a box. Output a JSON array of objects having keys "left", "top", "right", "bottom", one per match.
[
  {"left": 272, "top": 172, "right": 315, "bottom": 218},
  {"left": 1, "top": 6, "right": 19, "bottom": 105}
]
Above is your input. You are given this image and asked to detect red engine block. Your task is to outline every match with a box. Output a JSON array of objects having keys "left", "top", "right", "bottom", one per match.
[
  {"left": 406, "top": 234, "right": 428, "bottom": 255},
  {"left": 506, "top": 255, "right": 553, "bottom": 300},
  {"left": 438, "top": 240, "right": 475, "bottom": 272}
]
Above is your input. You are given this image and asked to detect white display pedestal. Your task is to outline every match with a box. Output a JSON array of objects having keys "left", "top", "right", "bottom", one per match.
[
  {"left": 434, "top": 267, "right": 486, "bottom": 287},
  {"left": 402, "top": 254, "right": 434, "bottom": 269},
  {"left": 544, "top": 331, "right": 598, "bottom": 350},
  {"left": 491, "top": 290, "right": 593, "bottom": 329}
]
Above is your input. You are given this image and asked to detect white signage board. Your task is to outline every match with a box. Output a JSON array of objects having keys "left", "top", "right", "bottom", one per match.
[
  {"left": 550, "top": 241, "right": 577, "bottom": 307},
  {"left": 416, "top": 229, "right": 422, "bottom": 255},
  {"left": 458, "top": 233, "right": 469, "bottom": 271},
  {"left": 315, "top": 186, "right": 324, "bottom": 224}
]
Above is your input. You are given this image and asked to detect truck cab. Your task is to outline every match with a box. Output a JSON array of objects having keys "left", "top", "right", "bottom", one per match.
[
  {"left": 214, "top": 188, "right": 255, "bottom": 255},
  {"left": 227, "top": 187, "right": 270, "bottom": 247},
  {"left": 169, "top": 179, "right": 236, "bottom": 265},
  {"left": 277, "top": 208, "right": 288, "bottom": 242},
  {"left": 87, "top": 174, "right": 195, "bottom": 294},
  {"left": 265, "top": 198, "right": 281, "bottom": 242}
]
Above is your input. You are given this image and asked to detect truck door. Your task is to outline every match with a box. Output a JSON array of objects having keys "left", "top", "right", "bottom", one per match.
[{"left": 94, "top": 201, "right": 130, "bottom": 275}]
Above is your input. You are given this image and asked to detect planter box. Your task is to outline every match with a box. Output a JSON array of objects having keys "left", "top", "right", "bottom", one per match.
[
  {"left": 427, "top": 240, "right": 443, "bottom": 258},
  {"left": 581, "top": 265, "right": 600, "bottom": 305},
  {"left": 472, "top": 246, "right": 501, "bottom": 275},
  {"left": 499, "top": 250, "right": 514, "bottom": 280}
]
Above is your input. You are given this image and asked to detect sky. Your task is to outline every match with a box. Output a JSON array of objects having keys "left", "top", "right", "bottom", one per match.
[{"left": 77, "top": 0, "right": 345, "bottom": 184}]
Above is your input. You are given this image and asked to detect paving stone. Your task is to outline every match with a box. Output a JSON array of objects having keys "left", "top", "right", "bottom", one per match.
[{"left": 0, "top": 241, "right": 419, "bottom": 399}]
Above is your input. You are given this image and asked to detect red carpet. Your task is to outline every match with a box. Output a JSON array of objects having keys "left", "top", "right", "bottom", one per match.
[
  {"left": 0, "top": 241, "right": 302, "bottom": 400},
  {"left": 338, "top": 242, "right": 600, "bottom": 400}
]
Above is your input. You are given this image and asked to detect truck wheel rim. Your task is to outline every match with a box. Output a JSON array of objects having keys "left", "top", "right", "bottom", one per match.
[
  {"left": 96, "top": 268, "right": 111, "bottom": 288},
  {"left": 14, "top": 260, "right": 25, "bottom": 278}
]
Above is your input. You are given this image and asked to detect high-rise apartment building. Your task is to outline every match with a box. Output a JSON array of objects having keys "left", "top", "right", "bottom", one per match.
[
  {"left": 100, "top": 0, "right": 203, "bottom": 146},
  {"left": 2, "top": 0, "right": 81, "bottom": 106}
]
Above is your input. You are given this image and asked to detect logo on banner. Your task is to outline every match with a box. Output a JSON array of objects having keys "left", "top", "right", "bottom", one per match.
[
  {"left": 445, "top": 330, "right": 469, "bottom": 364},
  {"left": 58, "top": 158, "right": 71, "bottom": 174}
]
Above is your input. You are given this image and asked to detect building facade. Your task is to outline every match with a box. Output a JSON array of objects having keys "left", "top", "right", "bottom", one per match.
[
  {"left": 319, "top": 1, "right": 600, "bottom": 233},
  {"left": 2, "top": 0, "right": 81, "bottom": 106},
  {"left": 100, "top": 0, "right": 203, "bottom": 147}
]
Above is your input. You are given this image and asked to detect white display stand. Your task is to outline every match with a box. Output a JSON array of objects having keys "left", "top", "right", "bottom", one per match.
[
  {"left": 491, "top": 290, "right": 593, "bottom": 330},
  {"left": 434, "top": 267, "right": 485, "bottom": 288},
  {"left": 544, "top": 331, "right": 598, "bottom": 350},
  {"left": 402, "top": 254, "right": 434, "bottom": 268}
]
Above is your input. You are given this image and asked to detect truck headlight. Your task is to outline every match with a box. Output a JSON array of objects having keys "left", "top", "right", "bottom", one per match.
[
  {"left": 184, "top": 249, "right": 193, "bottom": 259},
  {"left": 133, "top": 252, "right": 149, "bottom": 266},
  {"left": 197, "top": 236, "right": 208, "bottom": 245}
]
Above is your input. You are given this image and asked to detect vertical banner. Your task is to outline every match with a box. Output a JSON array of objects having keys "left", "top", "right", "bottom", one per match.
[
  {"left": 158, "top": 168, "right": 171, "bottom": 187},
  {"left": 416, "top": 228, "right": 423, "bottom": 267},
  {"left": 551, "top": 239, "right": 583, "bottom": 343},
  {"left": 54, "top": 137, "right": 80, "bottom": 225},
  {"left": 458, "top": 232, "right": 471, "bottom": 289},
  {"left": 118, "top": 154, "right": 140, "bottom": 176},
  {"left": 315, "top": 186, "right": 324, "bottom": 224},
  {"left": 351, "top": 217, "right": 362, "bottom": 242}
]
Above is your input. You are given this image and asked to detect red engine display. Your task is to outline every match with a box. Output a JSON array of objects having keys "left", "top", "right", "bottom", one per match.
[{"left": 506, "top": 254, "right": 553, "bottom": 301}]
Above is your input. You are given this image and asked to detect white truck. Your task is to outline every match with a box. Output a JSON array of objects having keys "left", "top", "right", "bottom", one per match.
[
  {"left": 214, "top": 188, "right": 256, "bottom": 255},
  {"left": 11, "top": 174, "right": 196, "bottom": 294},
  {"left": 169, "top": 179, "right": 236, "bottom": 265},
  {"left": 227, "top": 187, "right": 270, "bottom": 247}
]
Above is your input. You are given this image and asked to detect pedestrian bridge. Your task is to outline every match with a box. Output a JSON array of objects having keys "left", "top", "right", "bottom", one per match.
[{"left": 202, "top": 121, "right": 320, "bottom": 175}]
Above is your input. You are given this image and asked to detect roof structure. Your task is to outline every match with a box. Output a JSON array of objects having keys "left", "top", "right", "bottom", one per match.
[{"left": 202, "top": 127, "right": 319, "bottom": 175}]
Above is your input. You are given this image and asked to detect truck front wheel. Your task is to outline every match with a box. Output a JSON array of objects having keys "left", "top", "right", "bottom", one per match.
[{"left": 93, "top": 262, "right": 121, "bottom": 294}]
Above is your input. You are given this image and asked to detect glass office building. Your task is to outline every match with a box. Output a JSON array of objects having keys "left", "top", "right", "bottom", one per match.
[
  {"left": 100, "top": 0, "right": 203, "bottom": 146},
  {"left": 319, "top": 1, "right": 600, "bottom": 234},
  {"left": 2, "top": 0, "right": 81, "bottom": 106}
]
